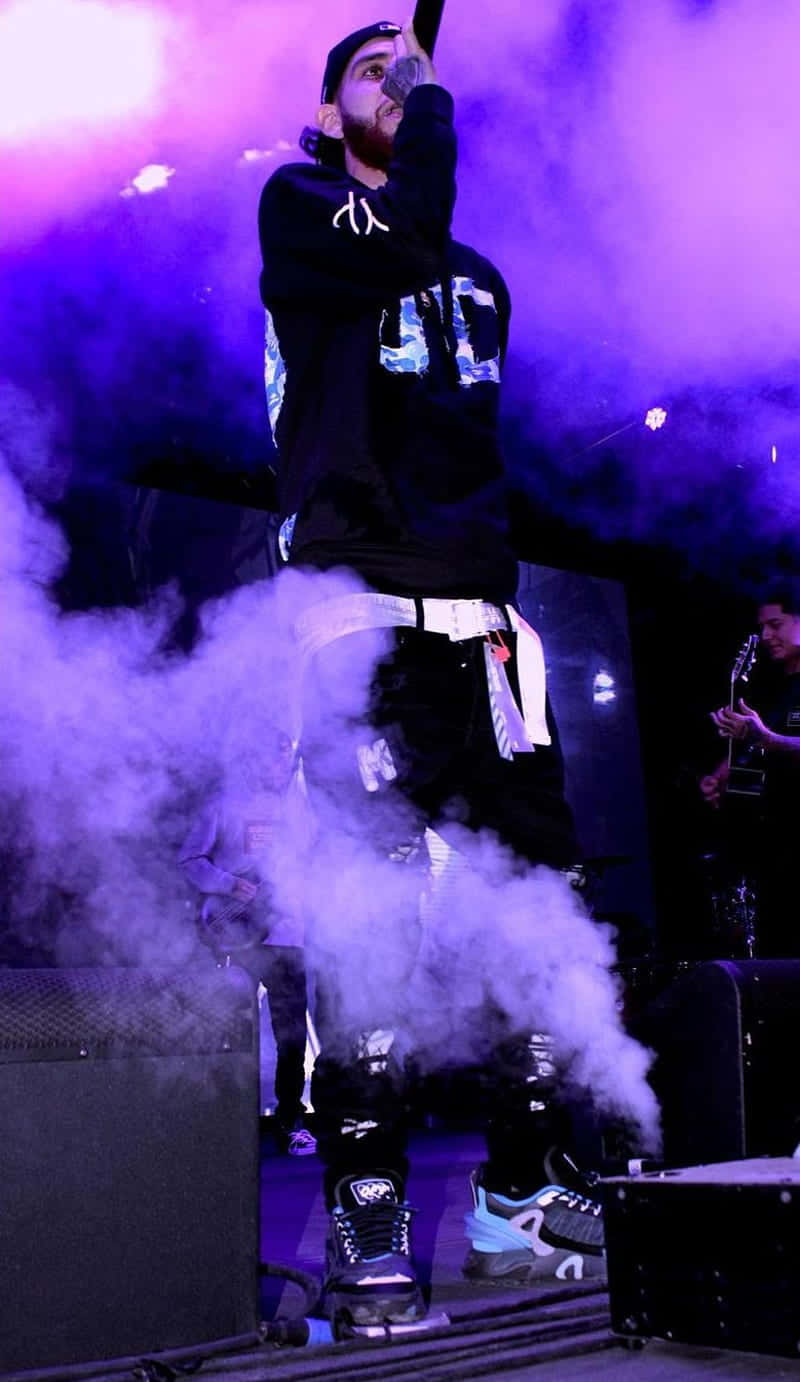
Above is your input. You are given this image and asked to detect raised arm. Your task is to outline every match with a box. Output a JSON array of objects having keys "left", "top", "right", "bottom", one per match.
[{"left": 259, "top": 82, "right": 457, "bottom": 304}]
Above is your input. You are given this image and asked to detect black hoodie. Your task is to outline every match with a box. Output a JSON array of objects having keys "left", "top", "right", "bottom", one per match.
[{"left": 258, "top": 83, "right": 518, "bottom": 602}]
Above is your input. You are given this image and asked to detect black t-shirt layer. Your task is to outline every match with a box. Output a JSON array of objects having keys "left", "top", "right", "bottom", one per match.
[{"left": 259, "top": 85, "right": 518, "bottom": 603}]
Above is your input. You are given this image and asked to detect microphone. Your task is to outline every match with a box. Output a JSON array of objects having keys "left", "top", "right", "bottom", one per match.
[{"left": 412, "top": 0, "right": 446, "bottom": 58}]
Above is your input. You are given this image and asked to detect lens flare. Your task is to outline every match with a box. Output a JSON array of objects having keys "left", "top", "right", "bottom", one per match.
[
  {"left": 644, "top": 407, "right": 668, "bottom": 432},
  {"left": 239, "top": 149, "right": 276, "bottom": 165},
  {"left": 593, "top": 669, "right": 617, "bottom": 706},
  {"left": 121, "top": 162, "right": 175, "bottom": 196},
  {"left": 0, "top": 0, "right": 168, "bottom": 144}
]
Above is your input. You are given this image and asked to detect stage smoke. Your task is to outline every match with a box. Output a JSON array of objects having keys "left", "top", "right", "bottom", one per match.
[{"left": 0, "top": 400, "right": 658, "bottom": 1146}]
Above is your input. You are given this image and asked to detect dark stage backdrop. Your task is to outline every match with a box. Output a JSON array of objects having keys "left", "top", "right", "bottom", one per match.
[{"left": 517, "top": 563, "right": 654, "bottom": 951}]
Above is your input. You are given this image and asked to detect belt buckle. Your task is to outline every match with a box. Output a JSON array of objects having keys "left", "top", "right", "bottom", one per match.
[{"left": 449, "top": 599, "right": 480, "bottom": 641}]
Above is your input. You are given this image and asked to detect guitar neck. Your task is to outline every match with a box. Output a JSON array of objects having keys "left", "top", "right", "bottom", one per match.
[
  {"left": 723, "top": 635, "right": 764, "bottom": 797},
  {"left": 211, "top": 895, "right": 250, "bottom": 929},
  {"left": 727, "top": 675, "right": 736, "bottom": 767}
]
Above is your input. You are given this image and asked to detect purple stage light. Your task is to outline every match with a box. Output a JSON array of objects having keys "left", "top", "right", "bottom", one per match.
[
  {"left": 239, "top": 149, "right": 275, "bottom": 166},
  {"left": 593, "top": 670, "right": 617, "bottom": 707},
  {"left": 0, "top": 0, "right": 167, "bottom": 145},
  {"left": 121, "top": 162, "right": 175, "bottom": 197}
]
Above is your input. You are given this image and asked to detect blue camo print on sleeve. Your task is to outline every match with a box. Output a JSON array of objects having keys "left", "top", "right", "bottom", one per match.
[
  {"left": 264, "top": 310, "right": 287, "bottom": 438},
  {"left": 278, "top": 513, "right": 296, "bottom": 562},
  {"left": 379, "top": 294, "right": 431, "bottom": 376}
]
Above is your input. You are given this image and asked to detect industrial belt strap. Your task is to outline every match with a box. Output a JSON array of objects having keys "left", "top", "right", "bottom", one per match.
[{"left": 293, "top": 592, "right": 551, "bottom": 753}]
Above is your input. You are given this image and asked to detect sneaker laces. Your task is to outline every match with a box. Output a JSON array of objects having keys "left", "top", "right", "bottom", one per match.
[
  {"left": 537, "top": 1189, "right": 604, "bottom": 1252},
  {"left": 288, "top": 1128, "right": 317, "bottom": 1155},
  {"left": 333, "top": 1203, "right": 415, "bottom": 1265}
]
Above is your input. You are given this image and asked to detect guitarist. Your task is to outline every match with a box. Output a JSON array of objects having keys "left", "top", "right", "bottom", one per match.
[
  {"left": 179, "top": 726, "right": 317, "bottom": 1155},
  {"left": 700, "top": 587, "right": 800, "bottom": 956}
]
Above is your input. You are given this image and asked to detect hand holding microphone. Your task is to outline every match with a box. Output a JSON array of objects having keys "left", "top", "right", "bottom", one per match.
[{"left": 382, "top": 9, "right": 440, "bottom": 106}]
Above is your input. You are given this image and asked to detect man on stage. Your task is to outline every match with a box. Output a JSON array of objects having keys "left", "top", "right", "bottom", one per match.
[{"left": 258, "top": 17, "right": 644, "bottom": 1329}]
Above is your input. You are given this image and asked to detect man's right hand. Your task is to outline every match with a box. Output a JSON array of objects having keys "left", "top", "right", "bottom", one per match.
[
  {"left": 699, "top": 761, "right": 728, "bottom": 809},
  {"left": 382, "top": 18, "right": 438, "bottom": 104},
  {"left": 232, "top": 878, "right": 259, "bottom": 902}
]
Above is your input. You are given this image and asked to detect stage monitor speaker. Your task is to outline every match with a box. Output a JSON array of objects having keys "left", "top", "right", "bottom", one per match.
[
  {"left": 0, "top": 966, "right": 260, "bottom": 1374},
  {"left": 634, "top": 958, "right": 800, "bottom": 1168},
  {"left": 603, "top": 1157, "right": 800, "bottom": 1358}
]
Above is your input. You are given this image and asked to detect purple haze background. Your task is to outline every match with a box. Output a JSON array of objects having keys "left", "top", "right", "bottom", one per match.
[{"left": 0, "top": 0, "right": 798, "bottom": 550}]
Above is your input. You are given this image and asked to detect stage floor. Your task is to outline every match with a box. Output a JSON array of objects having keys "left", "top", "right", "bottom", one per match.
[
  {"left": 9, "top": 1126, "right": 800, "bottom": 1382},
  {"left": 251, "top": 1125, "right": 800, "bottom": 1382}
]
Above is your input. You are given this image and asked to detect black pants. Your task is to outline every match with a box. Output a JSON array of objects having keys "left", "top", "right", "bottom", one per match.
[
  {"left": 304, "top": 625, "right": 577, "bottom": 870},
  {"left": 233, "top": 945, "right": 309, "bottom": 1129},
  {"left": 302, "top": 624, "right": 581, "bottom": 1204}
]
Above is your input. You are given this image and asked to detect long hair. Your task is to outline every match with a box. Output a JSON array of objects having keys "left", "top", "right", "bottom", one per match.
[{"left": 299, "top": 125, "right": 346, "bottom": 170}]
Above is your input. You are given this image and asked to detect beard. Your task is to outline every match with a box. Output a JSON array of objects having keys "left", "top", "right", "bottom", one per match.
[{"left": 340, "top": 107, "right": 396, "bottom": 172}]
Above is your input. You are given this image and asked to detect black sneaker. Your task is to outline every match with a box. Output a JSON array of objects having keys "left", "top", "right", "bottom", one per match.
[
  {"left": 463, "top": 1165, "right": 606, "bottom": 1285},
  {"left": 271, "top": 1114, "right": 317, "bottom": 1157},
  {"left": 324, "top": 1171, "right": 425, "bottom": 1329}
]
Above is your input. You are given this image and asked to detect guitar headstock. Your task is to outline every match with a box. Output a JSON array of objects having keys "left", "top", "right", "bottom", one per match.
[{"left": 731, "top": 634, "right": 759, "bottom": 686}]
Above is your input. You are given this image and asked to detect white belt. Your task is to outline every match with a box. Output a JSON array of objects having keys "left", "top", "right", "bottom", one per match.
[
  {"left": 502, "top": 606, "right": 551, "bottom": 749},
  {"left": 293, "top": 593, "right": 508, "bottom": 658},
  {"left": 293, "top": 593, "right": 551, "bottom": 752}
]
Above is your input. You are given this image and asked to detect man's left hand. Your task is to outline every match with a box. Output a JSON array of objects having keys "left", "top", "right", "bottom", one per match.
[{"left": 711, "top": 698, "right": 768, "bottom": 745}]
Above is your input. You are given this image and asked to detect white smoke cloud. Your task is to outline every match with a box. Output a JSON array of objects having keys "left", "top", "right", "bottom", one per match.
[
  {"left": 0, "top": 379, "right": 659, "bottom": 1150},
  {"left": 300, "top": 812, "right": 659, "bottom": 1149}
]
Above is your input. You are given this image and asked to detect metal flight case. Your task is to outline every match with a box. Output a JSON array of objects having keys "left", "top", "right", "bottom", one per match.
[{"left": 603, "top": 1157, "right": 800, "bottom": 1359}]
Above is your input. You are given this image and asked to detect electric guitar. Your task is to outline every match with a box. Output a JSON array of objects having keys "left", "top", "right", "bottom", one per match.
[
  {"left": 197, "top": 870, "right": 272, "bottom": 956},
  {"left": 703, "top": 635, "right": 764, "bottom": 957},
  {"left": 724, "top": 634, "right": 765, "bottom": 800}
]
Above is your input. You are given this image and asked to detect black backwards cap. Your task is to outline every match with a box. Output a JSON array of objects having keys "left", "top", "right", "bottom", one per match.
[
  {"left": 320, "top": 20, "right": 401, "bottom": 103},
  {"left": 300, "top": 20, "right": 401, "bottom": 167}
]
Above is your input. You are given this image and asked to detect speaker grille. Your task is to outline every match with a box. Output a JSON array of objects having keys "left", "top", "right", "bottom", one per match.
[{"left": 0, "top": 967, "right": 254, "bottom": 1059}]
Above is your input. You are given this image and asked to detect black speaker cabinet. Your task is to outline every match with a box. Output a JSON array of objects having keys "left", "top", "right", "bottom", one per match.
[
  {"left": 0, "top": 966, "right": 260, "bottom": 1373},
  {"left": 634, "top": 959, "right": 800, "bottom": 1167},
  {"left": 603, "top": 1157, "right": 800, "bottom": 1358}
]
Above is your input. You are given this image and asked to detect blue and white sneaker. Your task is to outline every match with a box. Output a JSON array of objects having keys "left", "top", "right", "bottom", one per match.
[
  {"left": 463, "top": 1166, "right": 606, "bottom": 1285},
  {"left": 324, "top": 1171, "right": 426, "bottom": 1329}
]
